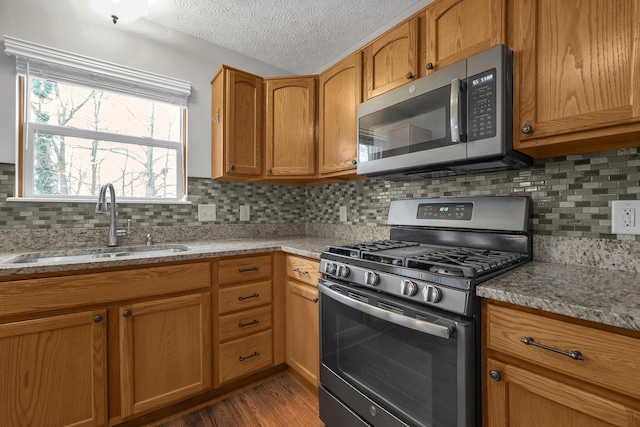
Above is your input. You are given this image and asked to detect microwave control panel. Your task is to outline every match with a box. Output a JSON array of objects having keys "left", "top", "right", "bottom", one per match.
[{"left": 467, "top": 68, "right": 497, "bottom": 141}]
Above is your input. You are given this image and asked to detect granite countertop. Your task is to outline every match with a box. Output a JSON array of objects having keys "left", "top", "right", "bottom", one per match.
[
  {"left": 0, "top": 236, "right": 344, "bottom": 277},
  {"left": 477, "top": 261, "right": 640, "bottom": 332}
]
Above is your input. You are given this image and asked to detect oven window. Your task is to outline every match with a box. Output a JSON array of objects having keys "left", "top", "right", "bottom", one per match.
[{"left": 321, "top": 292, "right": 460, "bottom": 427}]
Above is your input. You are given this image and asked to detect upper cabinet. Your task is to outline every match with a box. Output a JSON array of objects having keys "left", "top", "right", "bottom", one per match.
[
  {"left": 211, "top": 66, "right": 263, "bottom": 180},
  {"left": 363, "top": 17, "right": 419, "bottom": 100},
  {"left": 264, "top": 76, "right": 317, "bottom": 178},
  {"left": 423, "top": 0, "right": 506, "bottom": 74},
  {"left": 318, "top": 52, "right": 362, "bottom": 177},
  {"left": 512, "top": 0, "right": 640, "bottom": 158}
]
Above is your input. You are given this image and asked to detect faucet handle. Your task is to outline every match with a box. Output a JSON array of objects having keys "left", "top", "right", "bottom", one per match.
[
  {"left": 117, "top": 219, "right": 131, "bottom": 237},
  {"left": 145, "top": 233, "right": 154, "bottom": 246}
]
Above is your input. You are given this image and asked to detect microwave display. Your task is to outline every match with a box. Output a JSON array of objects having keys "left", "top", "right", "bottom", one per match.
[{"left": 467, "top": 68, "right": 497, "bottom": 142}]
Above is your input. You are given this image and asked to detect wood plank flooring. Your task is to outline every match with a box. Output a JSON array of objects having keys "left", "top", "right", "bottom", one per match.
[{"left": 155, "top": 374, "right": 324, "bottom": 427}]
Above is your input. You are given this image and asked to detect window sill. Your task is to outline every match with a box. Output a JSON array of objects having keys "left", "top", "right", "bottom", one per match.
[{"left": 6, "top": 197, "right": 193, "bottom": 205}]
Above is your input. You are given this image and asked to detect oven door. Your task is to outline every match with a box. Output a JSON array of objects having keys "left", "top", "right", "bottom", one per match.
[{"left": 318, "top": 278, "right": 476, "bottom": 427}]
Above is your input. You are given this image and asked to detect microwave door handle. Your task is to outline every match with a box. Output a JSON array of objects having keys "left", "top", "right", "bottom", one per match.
[
  {"left": 318, "top": 281, "right": 453, "bottom": 339},
  {"left": 450, "top": 78, "right": 461, "bottom": 143}
]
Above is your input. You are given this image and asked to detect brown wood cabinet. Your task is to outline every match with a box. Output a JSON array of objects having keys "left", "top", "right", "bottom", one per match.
[
  {"left": 285, "top": 255, "right": 320, "bottom": 388},
  {"left": 214, "top": 254, "right": 275, "bottom": 386},
  {"left": 211, "top": 65, "right": 263, "bottom": 179},
  {"left": 264, "top": 76, "right": 317, "bottom": 178},
  {"left": 363, "top": 17, "right": 419, "bottom": 100},
  {"left": 0, "top": 310, "right": 108, "bottom": 427},
  {"left": 318, "top": 53, "right": 362, "bottom": 177},
  {"left": 119, "top": 293, "right": 212, "bottom": 419},
  {"left": 511, "top": 0, "right": 640, "bottom": 158},
  {"left": 484, "top": 301, "right": 640, "bottom": 427},
  {"left": 423, "top": 0, "right": 506, "bottom": 74}
]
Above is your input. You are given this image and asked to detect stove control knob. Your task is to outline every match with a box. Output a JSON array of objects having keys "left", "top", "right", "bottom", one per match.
[
  {"left": 324, "top": 262, "right": 337, "bottom": 275},
  {"left": 337, "top": 265, "right": 350, "bottom": 278},
  {"left": 400, "top": 279, "right": 418, "bottom": 296},
  {"left": 364, "top": 271, "right": 380, "bottom": 286},
  {"left": 423, "top": 285, "right": 442, "bottom": 303}
]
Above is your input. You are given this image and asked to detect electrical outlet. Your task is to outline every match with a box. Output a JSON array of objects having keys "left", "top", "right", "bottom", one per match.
[
  {"left": 611, "top": 201, "right": 640, "bottom": 234},
  {"left": 240, "top": 205, "right": 250, "bottom": 221},
  {"left": 339, "top": 206, "right": 347, "bottom": 222},
  {"left": 197, "top": 204, "right": 216, "bottom": 222}
]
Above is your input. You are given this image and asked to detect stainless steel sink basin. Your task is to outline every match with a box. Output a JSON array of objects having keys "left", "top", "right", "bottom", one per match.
[{"left": 3, "top": 245, "right": 191, "bottom": 265}]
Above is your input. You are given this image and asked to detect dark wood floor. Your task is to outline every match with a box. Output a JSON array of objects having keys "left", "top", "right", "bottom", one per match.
[{"left": 155, "top": 374, "right": 324, "bottom": 427}]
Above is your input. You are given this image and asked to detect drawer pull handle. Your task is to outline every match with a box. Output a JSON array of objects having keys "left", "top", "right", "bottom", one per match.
[
  {"left": 238, "top": 267, "right": 259, "bottom": 273},
  {"left": 521, "top": 336, "right": 584, "bottom": 361},
  {"left": 238, "top": 293, "right": 259, "bottom": 301},
  {"left": 238, "top": 319, "right": 259, "bottom": 328},
  {"left": 239, "top": 351, "right": 260, "bottom": 362},
  {"left": 293, "top": 267, "right": 309, "bottom": 275}
]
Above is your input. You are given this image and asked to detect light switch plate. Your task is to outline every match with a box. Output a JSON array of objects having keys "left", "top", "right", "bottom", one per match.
[
  {"left": 611, "top": 200, "right": 640, "bottom": 234},
  {"left": 339, "top": 206, "right": 347, "bottom": 222},
  {"left": 197, "top": 204, "right": 216, "bottom": 222},
  {"left": 240, "top": 205, "right": 250, "bottom": 221}
]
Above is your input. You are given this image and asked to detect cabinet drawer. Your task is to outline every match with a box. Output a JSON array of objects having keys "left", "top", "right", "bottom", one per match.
[
  {"left": 218, "top": 330, "right": 273, "bottom": 384},
  {"left": 486, "top": 304, "right": 640, "bottom": 399},
  {"left": 286, "top": 255, "right": 320, "bottom": 287},
  {"left": 218, "top": 305, "right": 272, "bottom": 342},
  {"left": 218, "top": 255, "right": 272, "bottom": 286},
  {"left": 217, "top": 281, "right": 272, "bottom": 314}
]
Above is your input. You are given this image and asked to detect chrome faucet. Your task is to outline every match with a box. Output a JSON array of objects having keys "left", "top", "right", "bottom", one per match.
[{"left": 95, "top": 183, "right": 130, "bottom": 247}]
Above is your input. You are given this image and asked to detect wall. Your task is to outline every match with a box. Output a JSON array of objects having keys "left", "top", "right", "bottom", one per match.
[{"left": 0, "top": 0, "right": 292, "bottom": 178}]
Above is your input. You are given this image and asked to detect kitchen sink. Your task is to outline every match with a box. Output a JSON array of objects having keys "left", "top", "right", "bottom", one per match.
[{"left": 2, "top": 245, "right": 191, "bottom": 265}]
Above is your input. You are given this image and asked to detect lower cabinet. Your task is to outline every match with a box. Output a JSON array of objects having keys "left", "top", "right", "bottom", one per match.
[
  {"left": 0, "top": 310, "right": 108, "bottom": 427},
  {"left": 285, "top": 255, "right": 321, "bottom": 387},
  {"left": 484, "top": 301, "right": 640, "bottom": 427},
  {"left": 119, "top": 292, "right": 212, "bottom": 419}
]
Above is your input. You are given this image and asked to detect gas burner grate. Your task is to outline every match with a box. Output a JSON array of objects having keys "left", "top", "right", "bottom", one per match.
[
  {"left": 407, "top": 248, "right": 525, "bottom": 278},
  {"left": 325, "top": 240, "right": 419, "bottom": 258}
]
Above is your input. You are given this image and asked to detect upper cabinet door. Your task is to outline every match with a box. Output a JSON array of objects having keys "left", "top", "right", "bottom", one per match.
[
  {"left": 211, "top": 66, "right": 263, "bottom": 179},
  {"left": 363, "top": 17, "right": 419, "bottom": 100},
  {"left": 264, "top": 76, "right": 317, "bottom": 177},
  {"left": 318, "top": 52, "right": 362, "bottom": 176},
  {"left": 512, "top": 0, "right": 640, "bottom": 158},
  {"left": 424, "top": 0, "right": 506, "bottom": 74}
]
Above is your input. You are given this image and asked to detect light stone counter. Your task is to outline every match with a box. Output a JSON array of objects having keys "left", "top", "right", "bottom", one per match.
[
  {"left": 477, "top": 262, "right": 640, "bottom": 332},
  {"left": 0, "top": 236, "right": 346, "bottom": 277}
]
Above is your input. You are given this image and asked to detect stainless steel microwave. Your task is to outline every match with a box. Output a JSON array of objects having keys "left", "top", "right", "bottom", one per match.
[{"left": 356, "top": 44, "right": 531, "bottom": 180}]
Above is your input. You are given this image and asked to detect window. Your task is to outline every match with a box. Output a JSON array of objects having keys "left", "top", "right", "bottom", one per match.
[{"left": 4, "top": 36, "right": 191, "bottom": 202}]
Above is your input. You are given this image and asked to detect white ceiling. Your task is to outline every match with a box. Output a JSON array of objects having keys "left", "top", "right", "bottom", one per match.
[{"left": 144, "top": 0, "right": 427, "bottom": 74}]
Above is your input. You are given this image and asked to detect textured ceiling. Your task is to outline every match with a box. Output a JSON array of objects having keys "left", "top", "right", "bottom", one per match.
[{"left": 145, "top": 0, "right": 426, "bottom": 74}]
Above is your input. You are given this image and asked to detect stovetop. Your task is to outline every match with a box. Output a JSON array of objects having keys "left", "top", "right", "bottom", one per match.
[{"left": 325, "top": 240, "right": 527, "bottom": 279}]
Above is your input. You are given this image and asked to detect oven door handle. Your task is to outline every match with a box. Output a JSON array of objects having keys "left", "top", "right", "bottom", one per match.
[{"left": 319, "top": 282, "right": 453, "bottom": 339}]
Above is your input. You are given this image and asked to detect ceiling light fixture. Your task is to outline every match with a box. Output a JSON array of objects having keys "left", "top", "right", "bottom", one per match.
[{"left": 90, "top": 0, "right": 150, "bottom": 25}]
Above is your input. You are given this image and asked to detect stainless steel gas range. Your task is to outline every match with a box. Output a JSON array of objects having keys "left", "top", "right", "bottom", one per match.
[{"left": 318, "top": 196, "right": 532, "bottom": 427}]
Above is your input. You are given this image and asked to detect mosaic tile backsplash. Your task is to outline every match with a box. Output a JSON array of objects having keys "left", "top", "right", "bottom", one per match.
[{"left": 1, "top": 146, "right": 639, "bottom": 252}]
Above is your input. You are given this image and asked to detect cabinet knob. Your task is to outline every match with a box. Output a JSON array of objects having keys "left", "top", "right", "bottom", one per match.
[
  {"left": 489, "top": 370, "right": 502, "bottom": 382},
  {"left": 267, "top": 168, "right": 272, "bottom": 174},
  {"left": 313, "top": 297, "right": 319, "bottom": 303},
  {"left": 230, "top": 165, "right": 236, "bottom": 171},
  {"left": 122, "top": 310, "right": 132, "bottom": 318},
  {"left": 352, "top": 159, "right": 357, "bottom": 165},
  {"left": 94, "top": 315, "right": 103, "bottom": 323},
  {"left": 406, "top": 72, "right": 414, "bottom": 79},
  {"left": 521, "top": 124, "right": 533, "bottom": 134},
  {"left": 426, "top": 62, "right": 434, "bottom": 70}
]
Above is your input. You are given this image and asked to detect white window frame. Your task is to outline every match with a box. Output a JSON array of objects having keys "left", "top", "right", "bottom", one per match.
[{"left": 4, "top": 36, "right": 191, "bottom": 203}]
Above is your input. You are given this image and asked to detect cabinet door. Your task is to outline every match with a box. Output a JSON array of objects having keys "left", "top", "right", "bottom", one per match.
[
  {"left": 285, "top": 280, "right": 319, "bottom": 387},
  {"left": 0, "top": 311, "right": 107, "bottom": 427},
  {"left": 363, "top": 17, "right": 419, "bottom": 100},
  {"left": 318, "top": 53, "right": 361, "bottom": 176},
  {"left": 486, "top": 358, "right": 640, "bottom": 427},
  {"left": 264, "top": 76, "right": 317, "bottom": 177},
  {"left": 512, "top": 0, "right": 640, "bottom": 157},
  {"left": 119, "top": 293, "right": 211, "bottom": 418},
  {"left": 211, "top": 66, "right": 263, "bottom": 178},
  {"left": 424, "top": 0, "right": 505, "bottom": 73}
]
